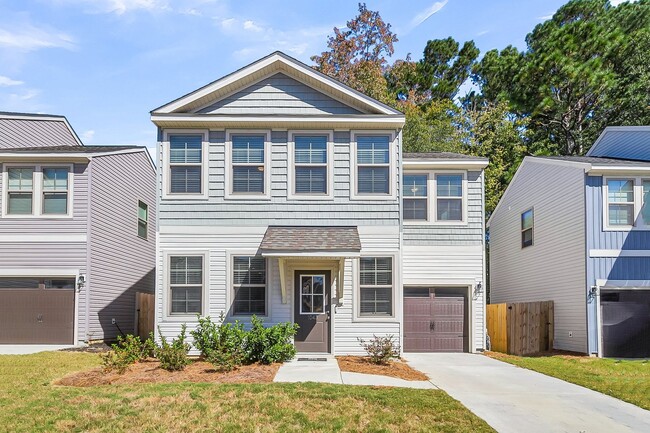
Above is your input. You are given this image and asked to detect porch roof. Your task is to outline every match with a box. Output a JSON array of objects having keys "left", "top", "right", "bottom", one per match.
[{"left": 259, "top": 226, "right": 361, "bottom": 257}]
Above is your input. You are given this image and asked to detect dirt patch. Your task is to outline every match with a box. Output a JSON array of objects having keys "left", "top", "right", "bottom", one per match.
[
  {"left": 55, "top": 360, "right": 280, "bottom": 387},
  {"left": 337, "top": 356, "right": 429, "bottom": 381}
]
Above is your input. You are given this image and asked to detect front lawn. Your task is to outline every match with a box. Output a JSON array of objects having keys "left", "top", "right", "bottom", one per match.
[
  {"left": 485, "top": 351, "right": 650, "bottom": 410},
  {"left": 0, "top": 352, "right": 494, "bottom": 433}
]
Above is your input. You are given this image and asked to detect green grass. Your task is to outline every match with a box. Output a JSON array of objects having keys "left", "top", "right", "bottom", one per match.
[
  {"left": 486, "top": 352, "right": 650, "bottom": 410},
  {"left": 0, "top": 352, "right": 493, "bottom": 433}
]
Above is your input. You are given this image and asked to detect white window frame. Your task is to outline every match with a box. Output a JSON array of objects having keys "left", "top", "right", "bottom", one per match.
[
  {"left": 2, "top": 163, "right": 73, "bottom": 219},
  {"left": 603, "top": 176, "right": 650, "bottom": 231},
  {"left": 162, "top": 251, "right": 209, "bottom": 321},
  {"left": 353, "top": 255, "right": 398, "bottom": 322},
  {"left": 287, "top": 130, "right": 334, "bottom": 200},
  {"left": 521, "top": 208, "right": 534, "bottom": 248},
  {"left": 298, "top": 273, "right": 327, "bottom": 315},
  {"left": 350, "top": 131, "right": 397, "bottom": 201},
  {"left": 402, "top": 170, "right": 468, "bottom": 225},
  {"left": 162, "top": 129, "right": 209, "bottom": 200},
  {"left": 226, "top": 250, "right": 270, "bottom": 319},
  {"left": 225, "top": 130, "right": 271, "bottom": 200},
  {"left": 402, "top": 171, "right": 430, "bottom": 224}
]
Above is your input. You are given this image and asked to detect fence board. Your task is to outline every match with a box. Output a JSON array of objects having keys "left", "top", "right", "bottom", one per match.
[
  {"left": 487, "top": 303, "right": 508, "bottom": 353},
  {"left": 136, "top": 292, "right": 155, "bottom": 340},
  {"left": 487, "top": 301, "right": 554, "bottom": 355}
]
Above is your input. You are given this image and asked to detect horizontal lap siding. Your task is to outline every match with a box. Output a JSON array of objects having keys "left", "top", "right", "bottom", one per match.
[
  {"left": 0, "top": 118, "right": 80, "bottom": 148},
  {"left": 89, "top": 152, "right": 156, "bottom": 341},
  {"left": 489, "top": 159, "right": 587, "bottom": 353}
]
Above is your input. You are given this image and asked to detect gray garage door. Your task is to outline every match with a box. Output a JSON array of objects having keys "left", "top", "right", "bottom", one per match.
[
  {"left": 0, "top": 278, "right": 75, "bottom": 344},
  {"left": 601, "top": 290, "right": 650, "bottom": 358},
  {"left": 404, "top": 287, "right": 467, "bottom": 352}
]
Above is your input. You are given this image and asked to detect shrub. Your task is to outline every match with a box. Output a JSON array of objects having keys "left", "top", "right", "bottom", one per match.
[
  {"left": 100, "top": 333, "right": 156, "bottom": 374},
  {"left": 191, "top": 314, "right": 246, "bottom": 372},
  {"left": 156, "top": 324, "right": 191, "bottom": 371},
  {"left": 100, "top": 349, "right": 131, "bottom": 374},
  {"left": 245, "top": 315, "right": 299, "bottom": 364},
  {"left": 358, "top": 334, "right": 400, "bottom": 364}
]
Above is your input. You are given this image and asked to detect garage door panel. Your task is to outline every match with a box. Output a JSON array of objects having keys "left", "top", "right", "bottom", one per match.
[{"left": 601, "top": 290, "right": 650, "bottom": 358}]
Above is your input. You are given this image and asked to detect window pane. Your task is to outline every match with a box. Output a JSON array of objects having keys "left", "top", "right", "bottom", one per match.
[
  {"left": 233, "top": 286, "right": 266, "bottom": 315},
  {"left": 404, "top": 198, "right": 427, "bottom": 221},
  {"left": 233, "top": 256, "right": 266, "bottom": 285},
  {"left": 360, "top": 287, "right": 392, "bottom": 316},
  {"left": 437, "top": 198, "right": 462, "bottom": 221},
  {"left": 8, "top": 168, "right": 33, "bottom": 191},
  {"left": 295, "top": 136, "right": 327, "bottom": 164},
  {"left": 171, "top": 287, "right": 202, "bottom": 314},
  {"left": 522, "top": 228, "right": 533, "bottom": 248},
  {"left": 0, "top": 278, "right": 40, "bottom": 289},
  {"left": 138, "top": 220, "right": 147, "bottom": 238},
  {"left": 437, "top": 174, "right": 462, "bottom": 197},
  {"left": 8, "top": 192, "right": 32, "bottom": 214},
  {"left": 232, "top": 136, "right": 264, "bottom": 163},
  {"left": 43, "top": 168, "right": 68, "bottom": 191},
  {"left": 301, "top": 276, "right": 312, "bottom": 294},
  {"left": 609, "top": 204, "right": 634, "bottom": 226},
  {"left": 45, "top": 279, "right": 75, "bottom": 289},
  {"left": 232, "top": 166, "right": 264, "bottom": 193},
  {"left": 138, "top": 202, "right": 148, "bottom": 220},
  {"left": 521, "top": 209, "right": 533, "bottom": 230},
  {"left": 295, "top": 166, "right": 327, "bottom": 194},
  {"left": 312, "top": 294, "right": 324, "bottom": 313},
  {"left": 608, "top": 179, "right": 634, "bottom": 203},
  {"left": 642, "top": 180, "right": 650, "bottom": 225},
  {"left": 170, "top": 166, "right": 201, "bottom": 193},
  {"left": 170, "top": 135, "right": 202, "bottom": 163},
  {"left": 170, "top": 256, "right": 202, "bottom": 285},
  {"left": 312, "top": 275, "right": 324, "bottom": 294},
  {"left": 358, "top": 167, "right": 389, "bottom": 194},
  {"left": 403, "top": 175, "right": 427, "bottom": 197},
  {"left": 43, "top": 192, "right": 68, "bottom": 214},
  {"left": 357, "top": 136, "right": 389, "bottom": 164},
  {"left": 360, "top": 257, "right": 392, "bottom": 286}
]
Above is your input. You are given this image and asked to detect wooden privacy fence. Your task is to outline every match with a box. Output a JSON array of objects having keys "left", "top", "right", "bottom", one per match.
[
  {"left": 487, "top": 301, "right": 554, "bottom": 356},
  {"left": 136, "top": 292, "right": 155, "bottom": 339}
]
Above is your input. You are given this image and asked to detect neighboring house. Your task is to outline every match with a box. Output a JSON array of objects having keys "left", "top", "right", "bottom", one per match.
[
  {"left": 0, "top": 112, "right": 156, "bottom": 345},
  {"left": 488, "top": 126, "right": 650, "bottom": 358},
  {"left": 151, "top": 51, "right": 488, "bottom": 355}
]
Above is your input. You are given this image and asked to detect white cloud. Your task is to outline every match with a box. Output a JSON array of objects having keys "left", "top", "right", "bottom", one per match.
[
  {"left": 411, "top": 0, "right": 449, "bottom": 28},
  {"left": 476, "top": 30, "right": 489, "bottom": 36},
  {"left": 0, "top": 75, "right": 23, "bottom": 86},
  {"left": 220, "top": 18, "right": 236, "bottom": 29},
  {"left": 538, "top": 13, "right": 554, "bottom": 20},
  {"left": 55, "top": 0, "right": 168, "bottom": 15},
  {"left": 0, "top": 24, "right": 76, "bottom": 51},
  {"left": 0, "top": 88, "right": 44, "bottom": 112},
  {"left": 81, "top": 130, "right": 95, "bottom": 142},
  {"left": 243, "top": 20, "right": 263, "bottom": 32}
]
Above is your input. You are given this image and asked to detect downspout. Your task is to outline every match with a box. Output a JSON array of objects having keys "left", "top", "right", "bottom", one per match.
[
  {"left": 85, "top": 158, "right": 92, "bottom": 343},
  {"left": 480, "top": 169, "right": 487, "bottom": 353}
]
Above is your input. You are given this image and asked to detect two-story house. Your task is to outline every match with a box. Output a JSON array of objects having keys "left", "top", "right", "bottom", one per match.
[
  {"left": 0, "top": 112, "right": 156, "bottom": 346},
  {"left": 151, "top": 52, "right": 488, "bottom": 355},
  {"left": 489, "top": 126, "right": 650, "bottom": 358}
]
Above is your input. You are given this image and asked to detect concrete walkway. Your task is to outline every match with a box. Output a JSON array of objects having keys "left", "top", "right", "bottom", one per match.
[
  {"left": 0, "top": 345, "right": 76, "bottom": 355},
  {"left": 274, "top": 356, "right": 436, "bottom": 389},
  {"left": 405, "top": 353, "right": 650, "bottom": 433}
]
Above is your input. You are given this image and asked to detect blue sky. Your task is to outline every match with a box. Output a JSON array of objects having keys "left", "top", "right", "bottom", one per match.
[{"left": 0, "top": 0, "right": 629, "bottom": 152}]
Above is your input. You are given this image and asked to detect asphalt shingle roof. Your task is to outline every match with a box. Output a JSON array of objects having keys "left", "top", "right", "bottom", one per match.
[
  {"left": 260, "top": 226, "right": 361, "bottom": 252},
  {"left": 2, "top": 145, "right": 144, "bottom": 153},
  {"left": 403, "top": 152, "right": 488, "bottom": 161},
  {"left": 538, "top": 155, "right": 650, "bottom": 166}
]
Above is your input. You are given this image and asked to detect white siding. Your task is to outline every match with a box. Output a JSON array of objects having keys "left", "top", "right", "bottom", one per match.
[{"left": 489, "top": 158, "right": 587, "bottom": 353}]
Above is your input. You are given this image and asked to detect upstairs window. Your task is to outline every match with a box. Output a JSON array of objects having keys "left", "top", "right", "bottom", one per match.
[
  {"left": 436, "top": 174, "right": 463, "bottom": 221},
  {"left": 138, "top": 201, "right": 148, "bottom": 239},
  {"left": 294, "top": 136, "right": 328, "bottom": 195},
  {"left": 42, "top": 167, "right": 69, "bottom": 215},
  {"left": 232, "top": 135, "right": 265, "bottom": 194},
  {"left": 403, "top": 174, "right": 428, "bottom": 221},
  {"left": 359, "top": 257, "right": 393, "bottom": 317},
  {"left": 643, "top": 180, "right": 650, "bottom": 226},
  {"left": 7, "top": 167, "right": 33, "bottom": 215},
  {"left": 521, "top": 208, "right": 534, "bottom": 248},
  {"left": 232, "top": 256, "right": 266, "bottom": 315},
  {"left": 169, "top": 135, "right": 202, "bottom": 194},
  {"left": 357, "top": 135, "right": 390, "bottom": 195},
  {"left": 607, "top": 179, "right": 635, "bottom": 226}
]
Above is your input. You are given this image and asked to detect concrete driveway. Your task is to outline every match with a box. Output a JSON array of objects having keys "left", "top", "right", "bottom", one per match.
[
  {"left": 0, "top": 345, "right": 74, "bottom": 355},
  {"left": 405, "top": 353, "right": 650, "bottom": 433}
]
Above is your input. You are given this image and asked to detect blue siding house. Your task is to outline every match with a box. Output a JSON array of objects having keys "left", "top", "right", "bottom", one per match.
[{"left": 489, "top": 126, "right": 650, "bottom": 357}]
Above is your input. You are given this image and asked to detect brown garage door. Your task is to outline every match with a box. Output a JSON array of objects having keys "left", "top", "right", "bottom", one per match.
[
  {"left": 404, "top": 287, "right": 466, "bottom": 352},
  {"left": 0, "top": 278, "right": 75, "bottom": 344}
]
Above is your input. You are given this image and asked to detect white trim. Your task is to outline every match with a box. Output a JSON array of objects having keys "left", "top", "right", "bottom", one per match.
[
  {"left": 2, "top": 163, "right": 74, "bottom": 219},
  {"left": 261, "top": 251, "right": 360, "bottom": 258},
  {"left": 224, "top": 129, "right": 272, "bottom": 200},
  {"left": 226, "top": 251, "right": 270, "bottom": 320},
  {"left": 589, "top": 166, "right": 650, "bottom": 174},
  {"left": 0, "top": 268, "right": 80, "bottom": 277},
  {"left": 589, "top": 249, "right": 650, "bottom": 257},
  {"left": 159, "top": 225, "right": 268, "bottom": 235},
  {"left": 596, "top": 279, "right": 650, "bottom": 288},
  {"left": 298, "top": 273, "right": 327, "bottom": 315},
  {"left": 151, "top": 114, "right": 405, "bottom": 128},
  {"left": 0, "top": 148, "right": 150, "bottom": 160},
  {"left": 403, "top": 160, "right": 488, "bottom": 169},
  {"left": 602, "top": 175, "right": 650, "bottom": 231},
  {"left": 287, "top": 130, "right": 334, "bottom": 201},
  {"left": 350, "top": 130, "right": 398, "bottom": 201},
  {"left": 161, "top": 250, "right": 209, "bottom": 322},
  {"left": 161, "top": 129, "right": 209, "bottom": 200},
  {"left": 353, "top": 254, "right": 399, "bottom": 323},
  {"left": 0, "top": 234, "right": 87, "bottom": 242}
]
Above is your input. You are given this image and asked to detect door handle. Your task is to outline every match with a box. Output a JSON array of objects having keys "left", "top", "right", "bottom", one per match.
[
  {"left": 429, "top": 321, "right": 435, "bottom": 331},
  {"left": 37, "top": 314, "right": 43, "bottom": 323}
]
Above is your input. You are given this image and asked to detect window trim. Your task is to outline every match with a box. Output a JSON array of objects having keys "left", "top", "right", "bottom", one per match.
[
  {"left": 225, "top": 129, "right": 271, "bottom": 200},
  {"left": 298, "top": 273, "right": 327, "bottom": 315},
  {"left": 2, "top": 163, "right": 73, "bottom": 219},
  {"left": 434, "top": 171, "right": 467, "bottom": 224},
  {"left": 162, "top": 251, "right": 209, "bottom": 321},
  {"left": 226, "top": 250, "right": 270, "bottom": 319},
  {"left": 287, "top": 130, "right": 334, "bottom": 200},
  {"left": 350, "top": 130, "right": 397, "bottom": 201},
  {"left": 353, "top": 255, "right": 398, "bottom": 322},
  {"left": 603, "top": 176, "right": 650, "bottom": 231},
  {"left": 402, "top": 171, "right": 430, "bottom": 223},
  {"left": 162, "top": 129, "right": 209, "bottom": 200},
  {"left": 402, "top": 170, "right": 468, "bottom": 226},
  {"left": 521, "top": 208, "right": 534, "bottom": 249},
  {"left": 137, "top": 200, "right": 148, "bottom": 240}
]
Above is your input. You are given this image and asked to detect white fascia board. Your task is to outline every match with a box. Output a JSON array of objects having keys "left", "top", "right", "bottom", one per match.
[
  {"left": 261, "top": 251, "right": 361, "bottom": 258},
  {"left": 150, "top": 114, "right": 405, "bottom": 127},
  {"left": 0, "top": 268, "right": 80, "bottom": 277},
  {"left": 596, "top": 279, "right": 650, "bottom": 289},
  {"left": 587, "top": 166, "right": 650, "bottom": 174},
  {"left": 0, "top": 148, "right": 147, "bottom": 161},
  {"left": 403, "top": 160, "right": 489, "bottom": 169}
]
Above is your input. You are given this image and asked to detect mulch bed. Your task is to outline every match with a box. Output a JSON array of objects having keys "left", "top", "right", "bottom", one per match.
[
  {"left": 55, "top": 360, "right": 280, "bottom": 387},
  {"left": 336, "top": 356, "right": 429, "bottom": 381},
  {"left": 60, "top": 343, "right": 112, "bottom": 353}
]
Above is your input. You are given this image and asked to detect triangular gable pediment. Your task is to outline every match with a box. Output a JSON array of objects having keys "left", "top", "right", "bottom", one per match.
[{"left": 151, "top": 51, "right": 401, "bottom": 116}]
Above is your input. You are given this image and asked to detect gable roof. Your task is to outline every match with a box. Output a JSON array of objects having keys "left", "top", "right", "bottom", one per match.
[
  {"left": 0, "top": 111, "right": 83, "bottom": 148},
  {"left": 151, "top": 51, "right": 403, "bottom": 118},
  {"left": 586, "top": 126, "right": 650, "bottom": 161}
]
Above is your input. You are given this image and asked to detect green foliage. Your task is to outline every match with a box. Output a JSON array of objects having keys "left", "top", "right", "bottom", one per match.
[
  {"left": 99, "top": 333, "right": 156, "bottom": 374},
  {"left": 100, "top": 349, "right": 131, "bottom": 374},
  {"left": 190, "top": 313, "right": 247, "bottom": 372},
  {"left": 358, "top": 334, "right": 400, "bottom": 365},
  {"left": 400, "top": 99, "right": 468, "bottom": 153},
  {"left": 156, "top": 324, "right": 190, "bottom": 371},
  {"left": 246, "top": 316, "right": 299, "bottom": 364},
  {"left": 419, "top": 37, "right": 480, "bottom": 100}
]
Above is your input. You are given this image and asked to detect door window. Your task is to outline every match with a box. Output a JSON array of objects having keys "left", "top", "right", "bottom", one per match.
[{"left": 300, "top": 274, "right": 325, "bottom": 314}]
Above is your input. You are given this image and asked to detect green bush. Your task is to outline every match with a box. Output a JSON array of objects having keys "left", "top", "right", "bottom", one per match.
[
  {"left": 100, "top": 349, "right": 131, "bottom": 374},
  {"left": 245, "top": 315, "right": 299, "bottom": 364},
  {"left": 358, "top": 334, "right": 400, "bottom": 364},
  {"left": 191, "top": 314, "right": 246, "bottom": 372},
  {"left": 156, "top": 324, "right": 191, "bottom": 371},
  {"left": 100, "top": 333, "right": 156, "bottom": 374}
]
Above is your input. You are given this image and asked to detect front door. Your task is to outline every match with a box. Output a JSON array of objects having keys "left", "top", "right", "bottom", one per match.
[{"left": 294, "top": 271, "right": 331, "bottom": 353}]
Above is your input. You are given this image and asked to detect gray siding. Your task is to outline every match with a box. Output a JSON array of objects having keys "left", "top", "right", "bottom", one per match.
[
  {"left": 587, "top": 129, "right": 650, "bottom": 161},
  {"left": 197, "top": 73, "right": 362, "bottom": 115},
  {"left": 0, "top": 118, "right": 80, "bottom": 148},
  {"left": 159, "top": 130, "right": 401, "bottom": 226},
  {"left": 489, "top": 158, "right": 588, "bottom": 353},
  {"left": 88, "top": 151, "right": 156, "bottom": 341},
  {"left": 403, "top": 171, "right": 484, "bottom": 246}
]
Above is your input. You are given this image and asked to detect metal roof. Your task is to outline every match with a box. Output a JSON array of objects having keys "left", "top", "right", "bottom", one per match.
[
  {"left": 586, "top": 127, "right": 650, "bottom": 162},
  {"left": 537, "top": 155, "right": 650, "bottom": 167}
]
